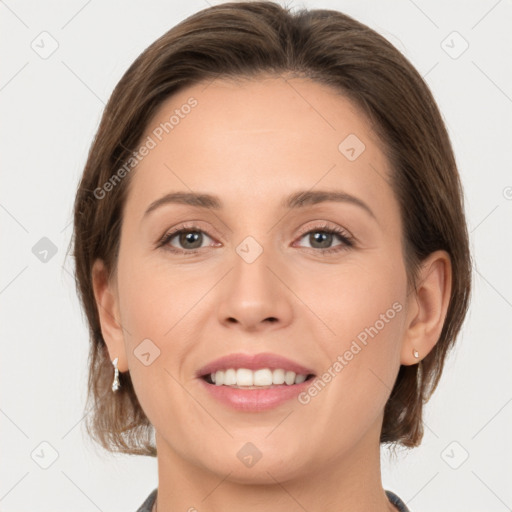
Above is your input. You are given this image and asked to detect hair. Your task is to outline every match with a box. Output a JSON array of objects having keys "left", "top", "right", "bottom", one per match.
[{"left": 71, "top": 0, "right": 472, "bottom": 456}]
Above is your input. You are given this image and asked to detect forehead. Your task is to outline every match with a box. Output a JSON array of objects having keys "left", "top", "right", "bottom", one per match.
[{"left": 125, "top": 76, "right": 394, "bottom": 218}]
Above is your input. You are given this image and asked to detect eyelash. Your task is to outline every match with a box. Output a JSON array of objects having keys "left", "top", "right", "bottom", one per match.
[{"left": 157, "top": 222, "right": 355, "bottom": 256}]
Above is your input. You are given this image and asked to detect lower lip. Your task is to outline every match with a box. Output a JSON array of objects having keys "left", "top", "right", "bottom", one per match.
[{"left": 198, "top": 377, "right": 315, "bottom": 411}]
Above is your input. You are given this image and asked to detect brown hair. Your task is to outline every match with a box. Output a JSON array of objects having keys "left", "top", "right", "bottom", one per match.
[{"left": 71, "top": 0, "right": 471, "bottom": 456}]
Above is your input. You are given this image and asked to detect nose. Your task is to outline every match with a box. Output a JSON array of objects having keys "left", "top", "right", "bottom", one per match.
[{"left": 216, "top": 241, "right": 294, "bottom": 333}]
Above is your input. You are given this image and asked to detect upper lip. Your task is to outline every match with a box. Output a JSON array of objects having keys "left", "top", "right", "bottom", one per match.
[{"left": 196, "top": 352, "right": 316, "bottom": 378}]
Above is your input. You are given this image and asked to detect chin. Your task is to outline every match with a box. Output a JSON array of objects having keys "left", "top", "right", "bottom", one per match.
[{"left": 199, "top": 443, "right": 310, "bottom": 485}]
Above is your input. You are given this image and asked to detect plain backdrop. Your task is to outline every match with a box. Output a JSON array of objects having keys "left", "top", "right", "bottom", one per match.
[{"left": 1, "top": 1, "right": 511, "bottom": 511}]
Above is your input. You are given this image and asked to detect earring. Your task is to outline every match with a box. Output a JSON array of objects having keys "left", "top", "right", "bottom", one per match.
[
  {"left": 112, "top": 357, "right": 120, "bottom": 392},
  {"left": 412, "top": 348, "right": 420, "bottom": 359}
]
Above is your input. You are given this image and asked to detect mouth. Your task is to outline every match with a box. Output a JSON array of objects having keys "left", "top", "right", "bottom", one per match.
[
  {"left": 196, "top": 352, "right": 317, "bottom": 410},
  {"left": 201, "top": 368, "right": 316, "bottom": 388}
]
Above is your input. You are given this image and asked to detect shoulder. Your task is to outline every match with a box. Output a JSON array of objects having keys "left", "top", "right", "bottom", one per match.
[
  {"left": 135, "top": 488, "right": 157, "bottom": 512},
  {"left": 386, "top": 489, "right": 411, "bottom": 512}
]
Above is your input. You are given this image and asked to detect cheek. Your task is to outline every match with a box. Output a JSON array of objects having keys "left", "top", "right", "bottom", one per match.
[
  {"left": 117, "top": 245, "right": 198, "bottom": 337},
  {"left": 301, "top": 253, "right": 406, "bottom": 409},
  {"left": 115, "top": 257, "right": 202, "bottom": 424},
  {"left": 297, "top": 252, "right": 406, "bottom": 344}
]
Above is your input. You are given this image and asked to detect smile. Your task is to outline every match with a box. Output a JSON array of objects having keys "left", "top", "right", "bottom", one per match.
[{"left": 203, "top": 368, "right": 315, "bottom": 387}]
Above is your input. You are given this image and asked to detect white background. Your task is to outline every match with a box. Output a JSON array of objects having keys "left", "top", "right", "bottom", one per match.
[{"left": 1, "top": 1, "right": 511, "bottom": 511}]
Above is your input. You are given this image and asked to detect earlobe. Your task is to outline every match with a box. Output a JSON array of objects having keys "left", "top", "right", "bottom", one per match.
[
  {"left": 91, "top": 259, "right": 128, "bottom": 372},
  {"left": 400, "top": 250, "right": 452, "bottom": 366}
]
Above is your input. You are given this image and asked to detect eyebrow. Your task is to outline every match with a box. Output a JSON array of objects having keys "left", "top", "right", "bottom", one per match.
[{"left": 143, "top": 190, "right": 376, "bottom": 220}]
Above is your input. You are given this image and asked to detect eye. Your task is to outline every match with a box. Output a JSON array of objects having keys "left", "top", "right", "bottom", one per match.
[
  {"left": 295, "top": 223, "right": 354, "bottom": 254},
  {"left": 157, "top": 223, "right": 217, "bottom": 254},
  {"left": 157, "top": 222, "right": 354, "bottom": 255}
]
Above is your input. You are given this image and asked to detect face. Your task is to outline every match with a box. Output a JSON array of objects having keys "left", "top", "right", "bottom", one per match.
[{"left": 105, "top": 76, "right": 412, "bottom": 482}]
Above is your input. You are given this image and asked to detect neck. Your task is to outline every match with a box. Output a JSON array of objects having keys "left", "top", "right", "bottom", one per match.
[{"left": 152, "top": 420, "right": 397, "bottom": 512}]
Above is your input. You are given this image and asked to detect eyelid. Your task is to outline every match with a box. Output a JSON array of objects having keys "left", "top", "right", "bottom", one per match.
[
  {"left": 156, "top": 220, "right": 220, "bottom": 249},
  {"left": 157, "top": 220, "right": 355, "bottom": 253},
  {"left": 295, "top": 221, "right": 353, "bottom": 239},
  {"left": 293, "top": 221, "right": 355, "bottom": 251}
]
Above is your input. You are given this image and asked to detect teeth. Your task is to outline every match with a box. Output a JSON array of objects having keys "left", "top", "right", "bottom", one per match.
[
  {"left": 237, "top": 368, "right": 253, "bottom": 386},
  {"left": 272, "top": 369, "right": 285, "bottom": 384},
  {"left": 211, "top": 368, "right": 309, "bottom": 387},
  {"left": 214, "top": 370, "right": 224, "bottom": 385},
  {"left": 294, "top": 374, "right": 307, "bottom": 384},
  {"left": 284, "top": 370, "right": 296, "bottom": 385},
  {"left": 253, "top": 369, "right": 272, "bottom": 386},
  {"left": 224, "top": 368, "right": 236, "bottom": 385}
]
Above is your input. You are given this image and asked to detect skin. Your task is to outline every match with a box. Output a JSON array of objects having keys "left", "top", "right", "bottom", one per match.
[{"left": 93, "top": 75, "right": 452, "bottom": 512}]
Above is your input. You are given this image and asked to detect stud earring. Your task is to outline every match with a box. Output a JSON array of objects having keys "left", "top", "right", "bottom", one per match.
[
  {"left": 112, "top": 357, "right": 120, "bottom": 392},
  {"left": 412, "top": 348, "right": 420, "bottom": 359}
]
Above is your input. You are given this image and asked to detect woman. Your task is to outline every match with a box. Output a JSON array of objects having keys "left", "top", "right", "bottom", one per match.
[{"left": 71, "top": 2, "right": 471, "bottom": 511}]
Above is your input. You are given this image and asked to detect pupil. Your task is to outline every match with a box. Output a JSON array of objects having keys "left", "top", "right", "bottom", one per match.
[
  {"left": 181, "top": 231, "right": 202, "bottom": 249},
  {"left": 311, "top": 232, "right": 331, "bottom": 248}
]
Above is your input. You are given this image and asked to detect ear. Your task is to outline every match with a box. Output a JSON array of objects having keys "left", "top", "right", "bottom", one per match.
[
  {"left": 400, "top": 250, "right": 452, "bottom": 366},
  {"left": 91, "top": 259, "right": 128, "bottom": 372}
]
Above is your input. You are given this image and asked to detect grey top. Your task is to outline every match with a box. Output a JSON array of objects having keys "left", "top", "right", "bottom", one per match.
[
  {"left": 386, "top": 490, "right": 411, "bottom": 511},
  {"left": 135, "top": 488, "right": 410, "bottom": 511}
]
